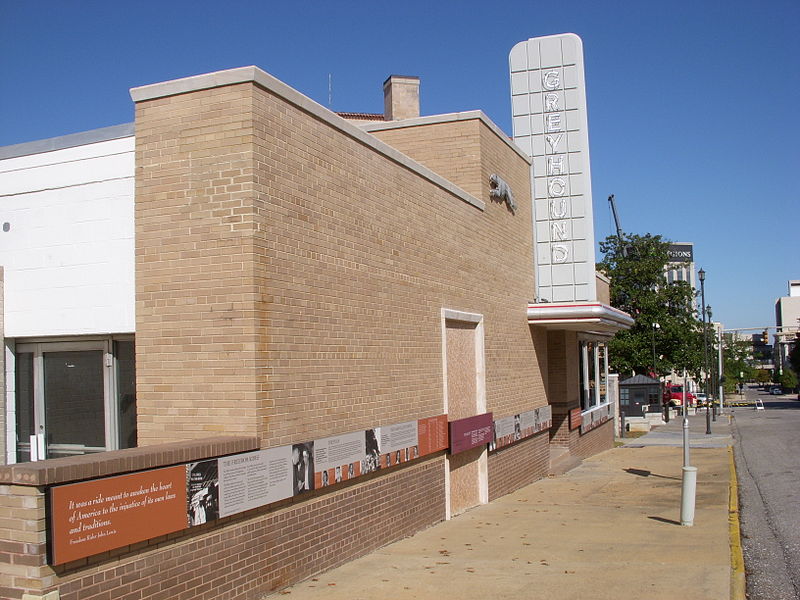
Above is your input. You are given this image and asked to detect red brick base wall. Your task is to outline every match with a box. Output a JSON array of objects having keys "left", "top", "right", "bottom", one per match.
[
  {"left": 487, "top": 432, "right": 549, "bottom": 501},
  {"left": 570, "top": 420, "right": 614, "bottom": 459},
  {"left": 548, "top": 410, "right": 571, "bottom": 447},
  {"left": 53, "top": 458, "right": 445, "bottom": 600}
]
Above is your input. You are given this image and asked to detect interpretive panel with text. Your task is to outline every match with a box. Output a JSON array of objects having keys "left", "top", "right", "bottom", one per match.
[
  {"left": 417, "top": 414, "right": 449, "bottom": 456},
  {"left": 490, "top": 405, "right": 552, "bottom": 451},
  {"left": 49, "top": 413, "right": 450, "bottom": 564},
  {"left": 50, "top": 466, "right": 185, "bottom": 565},
  {"left": 449, "top": 413, "right": 493, "bottom": 455},
  {"left": 218, "top": 447, "right": 294, "bottom": 518}
]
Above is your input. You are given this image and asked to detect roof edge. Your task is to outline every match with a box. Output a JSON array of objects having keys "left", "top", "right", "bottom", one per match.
[
  {"left": 130, "top": 66, "right": 486, "bottom": 212},
  {"left": 360, "top": 110, "right": 531, "bottom": 164},
  {"left": 0, "top": 123, "right": 134, "bottom": 161}
]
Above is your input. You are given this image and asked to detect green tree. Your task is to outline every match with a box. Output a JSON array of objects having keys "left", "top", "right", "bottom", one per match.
[
  {"left": 788, "top": 341, "right": 800, "bottom": 376},
  {"left": 721, "top": 335, "right": 756, "bottom": 394},
  {"left": 778, "top": 369, "right": 798, "bottom": 391},
  {"left": 755, "top": 369, "right": 771, "bottom": 385},
  {"left": 597, "top": 233, "right": 704, "bottom": 377}
]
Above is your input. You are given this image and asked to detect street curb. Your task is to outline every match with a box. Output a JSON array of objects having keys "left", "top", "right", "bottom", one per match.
[{"left": 728, "top": 445, "right": 746, "bottom": 600}]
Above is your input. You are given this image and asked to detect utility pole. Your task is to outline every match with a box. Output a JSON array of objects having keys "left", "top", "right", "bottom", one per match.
[
  {"left": 699, "top": 269, "right": 711, "bottom": 435},
  {"left": 718, "top": 329, "right": 724, "bottom": 413}
]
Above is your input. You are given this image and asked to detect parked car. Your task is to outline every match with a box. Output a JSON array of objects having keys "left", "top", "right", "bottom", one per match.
[
  {"left": 770, "top": 386, "right": 783, "bottom": 395},
  {"left": 695, "top": 393, "right": 709, "bottom": 406}
]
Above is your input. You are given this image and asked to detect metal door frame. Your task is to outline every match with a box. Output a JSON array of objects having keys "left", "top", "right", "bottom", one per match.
[{"left": 15, "top": 339, "right": 116, "bottom": 459}]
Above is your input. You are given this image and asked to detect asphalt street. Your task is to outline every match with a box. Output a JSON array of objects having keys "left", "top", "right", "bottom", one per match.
[{"left": 731, "top": 386, "right": 800, "bottom": 600}]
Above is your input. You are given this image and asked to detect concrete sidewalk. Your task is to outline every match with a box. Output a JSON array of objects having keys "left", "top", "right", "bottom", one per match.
[
  {"left": 622, "top": 410, "right": 733, "bottom": 449},
  {"left": 266, "top": 416, "right": 738, "bottom": 600}
]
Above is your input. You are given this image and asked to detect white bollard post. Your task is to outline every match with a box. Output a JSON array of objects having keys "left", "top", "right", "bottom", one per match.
[{"left": 681, "top": 466, "right": 697, "bottom": 526}]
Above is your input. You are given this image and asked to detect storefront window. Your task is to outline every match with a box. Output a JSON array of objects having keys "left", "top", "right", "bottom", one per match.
[
  {"left": 579, "top": 341, "right": 609, "bottom": 413},
  {"left": 598, "top": 344, "right": 607, "bottom": 404}
]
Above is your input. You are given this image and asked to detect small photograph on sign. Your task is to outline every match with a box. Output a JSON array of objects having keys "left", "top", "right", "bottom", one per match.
[
  {"left": 186, "top": 459, "right": 219, "bottom": 526},
  {"left": 292, "top": 442, "right": 315, "bottom": 495},
  {"left": 363, "top": 428, "right": 382, "bottom": 473}
]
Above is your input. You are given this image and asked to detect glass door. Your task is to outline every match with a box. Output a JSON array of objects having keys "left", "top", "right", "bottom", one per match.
[
  {"left": 43, "top": 347, "right": 107, "bottom": 457},
  {"left": 15, "top": 341, "right": 113, "bottom": 460}
]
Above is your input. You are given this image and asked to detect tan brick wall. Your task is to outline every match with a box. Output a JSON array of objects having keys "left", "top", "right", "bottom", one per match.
[
  {"left": 373, "top": 119, "right": 547, "bottom": 422},
  {"left": 134, "top": 80, "right": 545, "bottom": 448},
  {"left": 134, "top": 84, "right": 272, "bottom": 444},
  {"left": 370, "top": 120, "right": 484, "bottom": 200},
  {"left": 0, "top": 485, "right": 51, "bottom": 600},
  {"left": 123, "top": 72, "right": 555, "bottom": 600}
]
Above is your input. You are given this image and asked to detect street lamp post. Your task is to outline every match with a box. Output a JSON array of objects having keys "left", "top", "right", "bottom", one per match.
[
  {"left": 651, "top": 322, "right": 660, "bottom": 377},
  {"left": 699, "top": 268, "right": 711, "bottom": 434},
  {"left": 718, "top": 332, "right": 725, "bottom": 413},
  {"left": 707, "top": 305, "right": 716, "bottom": 421}
]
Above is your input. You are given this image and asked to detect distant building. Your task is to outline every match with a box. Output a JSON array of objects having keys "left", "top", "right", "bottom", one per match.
[
  {"left": 665, "top": 242, "right": 695, "bottom": 288},
  {"left": 774, "top": 280, "right": 800, "bottom": 374},
  {"left": 659, "top": 243, "right": 700, "bottom": 388}
]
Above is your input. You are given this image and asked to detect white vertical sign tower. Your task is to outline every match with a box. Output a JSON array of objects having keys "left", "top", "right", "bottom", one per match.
[{"left": 510, "top": 33, "right": 596, "bottom": 303}]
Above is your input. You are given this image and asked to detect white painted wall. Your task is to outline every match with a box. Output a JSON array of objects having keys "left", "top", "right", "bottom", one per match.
[{"left": 0, "top": 137, "right": 135, "bottom": 337}]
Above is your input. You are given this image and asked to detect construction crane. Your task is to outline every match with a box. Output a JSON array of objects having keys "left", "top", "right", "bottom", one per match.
[{"left": 608, "top": 194, "right": 627, "bottom": 257}]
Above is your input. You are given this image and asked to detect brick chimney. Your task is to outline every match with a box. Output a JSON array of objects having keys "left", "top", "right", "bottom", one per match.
[{"left": 383, "top": 75, "right": 420, "bottom": 121}]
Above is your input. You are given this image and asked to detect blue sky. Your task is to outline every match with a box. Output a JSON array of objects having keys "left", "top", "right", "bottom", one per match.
[{"left": 1, "top": 0, "right": 798, "bottom": 331}]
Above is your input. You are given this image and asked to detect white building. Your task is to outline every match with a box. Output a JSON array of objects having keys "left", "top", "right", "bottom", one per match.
[
  {"left": 0, "top": 123, "right": 137, "bottom": 463},
  {"left": 774, "top": 280, "right": 800, "bottom": 375},
  {"left": 665, "top": 242, "right": 695, "bottom": 288}
]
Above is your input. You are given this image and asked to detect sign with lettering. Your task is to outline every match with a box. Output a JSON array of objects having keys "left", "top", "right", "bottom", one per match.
[
  {"left": 510, "top": 33, "right": 596, "bottom": 303},
  {"left": 667, "top": 244, "right": 694, "bottom": 263},
  {"left": 449, "top": 413, "right": 493, "bottom": 455},
  {"left": 218, "top": 447, "right": 294, "bottom": 518},
  {"left": 490, "top": 405, "right": 552, "bottom": 451},
  {"left": 50, "top": 466, "right": 185, "bottom": 565},
  {"left": 314, "top": 431, "right": 366, "bottom": 488},
  {"left": 417, "top": 414, "right": 449, "bottom": 457}
]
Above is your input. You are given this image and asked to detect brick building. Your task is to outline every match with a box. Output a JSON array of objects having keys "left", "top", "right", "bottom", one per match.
[{"left": 0, "top": 35, "right": 632, "bottom": 600}]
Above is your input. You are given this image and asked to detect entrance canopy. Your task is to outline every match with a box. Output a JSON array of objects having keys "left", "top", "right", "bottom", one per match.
[{"left": 527, "top": 302, "right": 634, "bottom": 337}]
